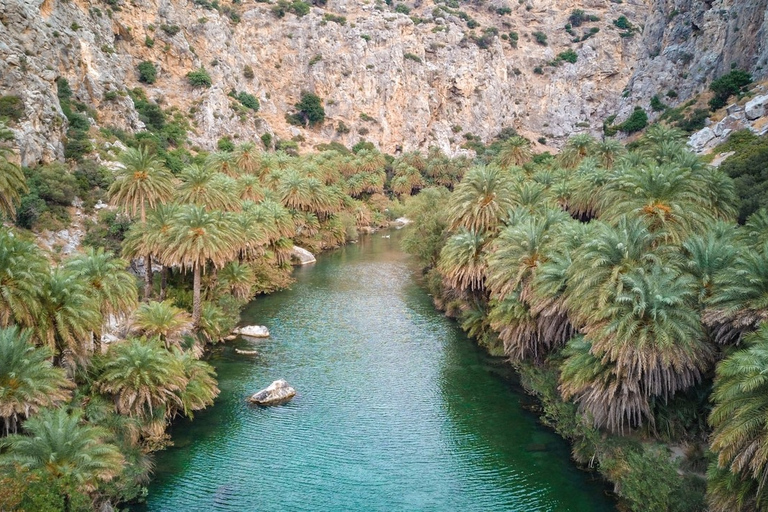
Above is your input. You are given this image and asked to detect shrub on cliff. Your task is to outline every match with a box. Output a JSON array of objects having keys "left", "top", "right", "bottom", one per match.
[
  {"left": 137, "top": 61, "right": 157, "bottom": 84},
  {"left": 187, "top": 68, "right": 212, "bottom": 88}
]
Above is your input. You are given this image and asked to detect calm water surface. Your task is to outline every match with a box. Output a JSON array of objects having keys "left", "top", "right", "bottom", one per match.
[{"left": 141, "top": 231, "right": 615, "bottom": 511}]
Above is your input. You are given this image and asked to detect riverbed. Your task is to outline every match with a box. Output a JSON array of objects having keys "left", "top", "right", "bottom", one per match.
[{"left": 140, "top": 231, "right": 615, "bottom": 511}]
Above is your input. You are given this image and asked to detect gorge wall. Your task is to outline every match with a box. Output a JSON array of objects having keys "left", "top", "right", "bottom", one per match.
[{"left": 0, "top": 0, "right": 766, "bottom": 165}]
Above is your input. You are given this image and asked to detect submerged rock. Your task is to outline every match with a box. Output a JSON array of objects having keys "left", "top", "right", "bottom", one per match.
[
  {"left": 235, "top": 348, "right": 259, "bottom": 355},
  {"left": 248, "top": 379, "right": 296, "bottom": 406},
  {"left": 233, "top": 325, "right": 270, "bottom": 338}
]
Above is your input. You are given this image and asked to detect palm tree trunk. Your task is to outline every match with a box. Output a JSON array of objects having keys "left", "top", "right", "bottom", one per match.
[
  {"left": 144, "top": 253, "right": 153, "bottom": 301},
  {"left": 192, "top": 263, "right": 202, "bottom": 329},
  {"left": 159, "top": 265, "right": 168, "bottom": 301}
]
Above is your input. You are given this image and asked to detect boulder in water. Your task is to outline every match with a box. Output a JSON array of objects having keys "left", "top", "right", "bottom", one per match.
[
  {"left": 235, "top": 348, "right": 258, "bottom": 355},
  {"left": 233, "top": 325, "right": 270, "bottom": 338},
  {"left": 290, "top": 245, "right": 316, "bottom": 265},
  {"left": 248, "top": 379, "right": 296, "bottom": 406}
]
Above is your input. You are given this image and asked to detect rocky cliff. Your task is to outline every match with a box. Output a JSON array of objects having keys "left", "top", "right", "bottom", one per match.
[{"left": 0, "top": 0, "right": 766, "bottom": 165}]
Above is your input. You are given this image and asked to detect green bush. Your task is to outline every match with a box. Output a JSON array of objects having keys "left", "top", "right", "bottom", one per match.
[
  {"left": 613, "top": 15, "right": 631, "bottom": 29},
  {"left": 137, "top": 61, "right": 157, "bottom": 84},
  {"left": 568, "top": 9, "right": 586, "bottom": 27},
  {"left": 56, "top": 77, "right": 72, "bottom": 101},
  {"left": 557, "top": 49, "right": 577, "bottom": 63},
  {"left": 187, "top": 68, "right": 212, "bottom": 88},
  {"left": 404, "top": 52, "right": 422, "bottom": 63},
  {"left": 261, "top": 132, "right": 273, "bottom": 149},
  {"left": 0, "top": 95, "right": 24, "bottom": 121},
  {"left": 532, "top": 31, "right": 548, "bottom": 45},
  {"left": 217, "top": 136, "right": 235, "bottom": 151},
  {"left": 619, "top": 107, "right": 648, "bottom": 133},
  {"left": 394, "top": 3, "right": 410, "bottom": 14},
  {"left": 16, "top": 163, "right": 79, "bottom": 229},
  {"left": 708, "top": 69, "right": 752, "bottom": 111},
  {"left": 236, "top": 91, "right": 260, "bottom": 111},
  {"left": 650, "top": 94, "right": 667, "bottom": 112},
  {"left": 243, "top": 65, "right": 255, "bottom": 79},
  {"left": 271, "top": 0, "right": 310, "bottom": 17},
  {"left": 719, "top": 132, "right": 768, "bottom": 222},
  {"left": 292, "top": 92, "right": 325, "bottom": 127},
  {"left": 160, "top": 24, "right": 180, "bottom": 36},
  {"left": 323, "top": 13, "right": 346, "bottom": 24}
]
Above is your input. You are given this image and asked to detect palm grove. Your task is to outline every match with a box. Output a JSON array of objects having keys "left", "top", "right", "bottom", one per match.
[
  {"left": 402, "top": 126, "right": 768, "bottom": 512},
  {"left": 0, "top": 115, "right": 470, "bottom": 509}
]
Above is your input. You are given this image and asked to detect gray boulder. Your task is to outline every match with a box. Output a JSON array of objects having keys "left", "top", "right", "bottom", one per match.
[
  {"left": 233, "top": 325, "right": 270, "bottom": 338},
  {"left": 290, "top": 246, "right": 316, "bottom": 265},
  {"left": 746, "top": 94, "right": 768, "bottom": 120},
  {"left": 248, "top": 379, "right": 296, "bottom": 406}
]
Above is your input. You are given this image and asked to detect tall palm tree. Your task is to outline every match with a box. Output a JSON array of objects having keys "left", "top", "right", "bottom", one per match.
[
  {"left": 36, "top": 269, "right": 102, "bottom": 366},
  {"left": 704, "top": 242, "right": 768, "bottom": 345},
  {"left": 206, "top": 151, "right": 239, "bottom": 177},
  {"left": 217, "top": 261, "right": 256, "bottom": 299},
  {"left": 175, "top": 350, "right": 219, "bottom": 418},
  {"left": 234, "top": 142, "right": 260, "bottom": 175},
  {"left": 709, "top": 324, "right": 768, "bottom": 509},
  {"left": 559, "top": 335, "right": 648, "bottom": 434},
  {"left": 0, "top": 407, "right": 123, "bottom": 507},
  {"left": 0, "top": 327, "right": 71, "bottom": 435},
  {"left": 109, "top": 146, "right": 175, "bottom": 300},
  {"left": 599, "top": 163, "right": 720, "bottom": 243},
  {"left": 97, "top": 337, "right": 186, "bottom": 420},
  {"left": 162, "top": 206, "right": 240, "bottom": 327},
  {"left": 0, "top": 227, "right": 49, "bottom": 327},
  {"left": 495, "top": 136, "right": 533, "bottom": 168},
  {"left": 63, "top": 248, "right": 138, "bottom": 339},
  {"left": 565, "top": 217, "right": 663, "bottom": 328},
  {"left": 584, "top": 266, "right": 712, "bottom": 406},
  {"left": 558, "top": 134, "right": 595, "bottom": 169},
  {"left": 131, "top": 301, "right": 193, "bottom": 349},
  {"left": 0, "top": 121, "right": 26, "bottom": 219},
  {"left": 175, "top": 163, "right": 240, "bottom": 211},
  {"left": 448, "top": 165, "right": 516, "bottom": 234},
  {"left": 438, "top": 228, "right": 487, "bottom": 292},
  {"left": 594, "top": 138, "right": 625, "bottom": 169}
]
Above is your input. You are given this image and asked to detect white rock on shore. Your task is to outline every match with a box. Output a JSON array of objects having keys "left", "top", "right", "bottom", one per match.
[
  {"left": 290, "top": 245, "right": 316, "bottom": 265},
  {"left": 233, "top": 325, "right": 270, "bottom": 338}
]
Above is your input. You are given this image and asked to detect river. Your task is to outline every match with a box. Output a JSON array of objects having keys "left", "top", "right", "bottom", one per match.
[{"left": 140, "top": 231, "right": 615, "bottom": 511}]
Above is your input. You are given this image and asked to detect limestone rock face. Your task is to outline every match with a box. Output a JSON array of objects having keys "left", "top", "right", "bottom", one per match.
[
  {"left": 248, "top": 379, "right": 296, "bottom": 406},
  {"left": 0, "top": 0, "right": 766, "bottom": 164},
  {"left": 233, "top": 325, "right": 270, "bottom": 338},
  {"left": 746, "top": 94, "right": 768, "bottom": 120}
]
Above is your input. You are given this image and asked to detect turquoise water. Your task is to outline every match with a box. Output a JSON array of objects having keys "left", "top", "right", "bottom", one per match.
[{"left": 141, "top": 232, "right": 615, "bottom": 511}]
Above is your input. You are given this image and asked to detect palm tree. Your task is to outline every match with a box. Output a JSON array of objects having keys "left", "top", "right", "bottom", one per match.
[
  {"left": 0, "top": 121, "right": 26, "bottom": 219},
  {"left": 36, "top": 269, "right": 102, "bottom": 365},
  {"left": 559, "top": 335, "right": 649, "bottom": 434},
  {"left": 175, "top": 350, "right": 219, "bottom": 418},
  {"left": 278, "top": 169, "right": 313, "bottom": 211},
  {"left": 234, "top": 142, "right": 260, "bottom": 175},
  {"left": 162, "top": 206, "right": 240, "bottom": 327},
  {"left": 640, "top": 123, "right": 686, "bottom": 148},
  {"left": 599, "top": 163, "right": 721, "bottom": 243},
  {"left": 565, "top": 217, "right": 663, "bottom": 328},
  {"left": 558, "top": 134, "right": 595, "bottom": 169},
  {"left": 207, "top": 151, "right": 239, "bottom": 177},
  {"left": 438, "top": 228, "right": 487, "bottom": 292},
  {"left": 63, "top": 248, "right": 138, "bottom": 340},
  {"left": 97, "top": 337, "right": 186, "bottom": 420},
  {"left": 584, "top": 266, "right": 712, "bottom": 409},
  {"left": 709, "top": 324, "right": 768, "bottom": 509},
  {"left": 109, "top": 146, "right": 175, "bottom": 300},
  {"left": 131, "top": 301, "right": 193, "bottom": 349},
  {"left": 0, "top": 227, "right": 49, "bottom": 327},
  {"left": 217, "top": 261, "right": 256, "bottom": 299},
  {"left": 681, "top": 223, "right": 740, "bottom": 306},
  {"left": 495, "top": 136, "right": 533, "bottom": 168},
  {"left": 236, "top": 175, "right": 266, "bottom": 202},
  {"left": 704, "top": 242, "right": 768, "bottom": 345},
  {"left": 0, "top": 327, "right": 71, "bottom": 435},
  {"left": 175, "top": 163, "right": 240, "bottom": 211},
  {"left": 448, "top": 165, "right": 516, "bottom": 234},
  {"left": 0, "top": 407, "right": 123, "bottom": 509},
  {"left": 594, "top": 138, "right": 625, "bottom": 169}
]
